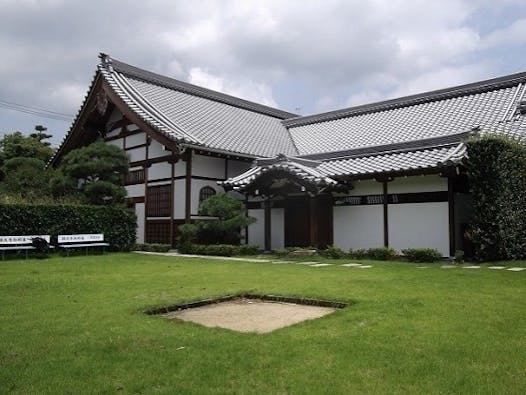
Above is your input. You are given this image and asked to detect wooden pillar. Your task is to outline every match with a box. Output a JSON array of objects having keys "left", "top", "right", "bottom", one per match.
[
  {"left": 185, "top": 150, "right": 192, "bottom": 224},
  {"left": 448, "top": 176, "right": 456, "bottom": 256},
  {"left": 264, "top": 199, "right": 271, "bottom": 251},
  {"left": 244, "top": 194, "right": 249, "bottom": 245},
  {"left": 382, "top": 180, "right": 389, "bottom": 247},
  {"left": 309, "top": 196, "right": 318, "bottom": 248},
  {"left": 143, "top": 138, "right": 149, "bottom": 243}
]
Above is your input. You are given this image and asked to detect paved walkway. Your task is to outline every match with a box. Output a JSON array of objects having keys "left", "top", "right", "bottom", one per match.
[{"left": 133, "top": 251, "right": 525, "bottom": 272}]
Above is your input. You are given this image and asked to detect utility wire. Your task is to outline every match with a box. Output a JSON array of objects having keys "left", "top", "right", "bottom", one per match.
[{"left": 0, "top": 98, "right": 74, "bottom": 122}]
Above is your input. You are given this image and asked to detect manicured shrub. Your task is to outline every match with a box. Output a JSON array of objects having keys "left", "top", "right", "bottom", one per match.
[
  {"left": 366, "top": 247, "right": 397, "bottom": 261},
  {"left": 401, "top": 248, "right": 442, "bottom": 263},
  {"left": 237, "top": 244, "right": 260, "bottom": 255},
  {"left": 135, "top": 243, "right": 171, "bottom": 253},
  {"left": 348, "top": 248, "right": 368, "bottom": 259},
  {"left": 320, "top": 245, "right": 347, "bottom": 259},
  {"left": 178, "top": 243, "right": 260, "bottom": 256},
  {"left": 0, "top": 204, "right": 136, "bottom": 251}
]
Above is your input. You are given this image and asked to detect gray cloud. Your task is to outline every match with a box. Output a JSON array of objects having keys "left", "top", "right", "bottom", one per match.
[{"left": 1, "top": 0, "right": 526, "bottom": 144}]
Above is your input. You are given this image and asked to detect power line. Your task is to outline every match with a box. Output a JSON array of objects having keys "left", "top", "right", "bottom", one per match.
[{"left": 0, "top": 98, "right": 75, "bottom": 122}]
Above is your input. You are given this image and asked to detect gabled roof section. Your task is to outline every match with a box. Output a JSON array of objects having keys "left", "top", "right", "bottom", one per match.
[
  {"left": 286, "top": 71, "right": 526, "bottom": 156},
  {"left": 220, "top": 154, "right": 338, "bottom": 191},
  {"left": 98, "top": 54, "right": 299, "bottom": 158}
]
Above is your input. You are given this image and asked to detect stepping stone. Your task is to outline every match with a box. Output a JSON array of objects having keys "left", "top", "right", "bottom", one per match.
[
  {"left": 341, "top": 263, "right": 363, "bottom": 267},
  {"left": 463, "top": 266, "right": 481, "bottom": 269},
  {"left": 272, "top": 260, "right": 294, "bottom": 264},
  {"left": 357, "top": 265, "right": 373, "bottom": 269},
  {"left": 507, "top": 267, "right": 526, "bottom": 272},
  {"left": 295, "top": 261, "right": 318, "bottom": 265},
  {"left": 441, "top": 265, "right": 457, "bottom": 269},
  {"left": 310, "top": 263, "right": 333, "bottom": 267},
  {"left": 416, "top": 266, "right": 431, "bottom": 269},
  {"left": 488, "top": 266, "right": 506, "bottom": 270}
]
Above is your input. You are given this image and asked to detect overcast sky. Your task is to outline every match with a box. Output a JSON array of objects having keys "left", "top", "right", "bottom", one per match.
[{"left": 2, "top": 0, "right": 526, "bottom": 147}]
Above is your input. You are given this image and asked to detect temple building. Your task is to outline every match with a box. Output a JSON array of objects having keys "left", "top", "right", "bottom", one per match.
[{"left": 51, "top": 54, "right": 526, "bottom": 256}]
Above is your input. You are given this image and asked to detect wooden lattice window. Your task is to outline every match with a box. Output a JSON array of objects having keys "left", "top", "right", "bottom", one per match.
[
  {"left": 146, "top": 185, "right": 171, "bottom": 217},
  {"left": 199, "top": 186, "right": 216, "bottom": 203},
  {"left": 145, "top": 220, "right": 171, "bottom": 244},
  {"left": 124, "top": 169, "right": 145, "bottom": 185}
]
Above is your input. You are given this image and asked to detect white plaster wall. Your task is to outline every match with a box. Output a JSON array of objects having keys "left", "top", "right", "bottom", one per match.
[
  {"left": 271, "top": 208, "right": 285, "bottom": 250},
  {"left": 107, "top": 138, "right": 123, "bottom": 149},
  {"left": 191, "top": 179, "right": 224, "bottom": 215},
  {"left": 192, "top": 153, "right": 226, "bottom": 179},
  {"left": 126, "top": 132, "right": 146, "bottom": 147},
  {"left": 127, "top": 146, "right": 146, "bottom": 163},
  {"left": 248, "top": 209, "right": 265, "bottom": 247},
  {"left": 174, "top": 160, "right": 186, "bottom": 177},
  {"left": 125, "top": 184, "right": 144, "bottom": 198},
  {"left": 106, "top": 129, "right": 121, "bottom": 138},
  {"left": 173, "top": 179, "right": 186, "bottom": 219},
  {"left": 389, "top": 175, "right": 447, "bottom": 193},
  {"left": 227, "top": 160, "right": 252, "bottom": 178},
  {"left": 389, "top": 202, "right": 449, "bottom": 256},
  {"left": 349, "top": 180, "right": 382, "bottom": 195},
  {"left": 149, "top": 162, "right": 172, "bottom": 181},
  {"left": 333, "top": 205, "right": 383, "bottom": 249},
  {"left": 135, "top": 203, "right": 145, "bottom": 243},
  {"left": 149, "top": 139, "right": 169, "bottom": 158}
]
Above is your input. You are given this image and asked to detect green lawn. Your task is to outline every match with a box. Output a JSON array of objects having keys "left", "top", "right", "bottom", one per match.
[{"left": 1, "top": 253, "right": 525, "bottom": 394}]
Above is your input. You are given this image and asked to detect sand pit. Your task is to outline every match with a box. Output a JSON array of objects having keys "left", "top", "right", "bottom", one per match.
[{"left": 163, "top": 298, "right": 338, "bottom": 333}]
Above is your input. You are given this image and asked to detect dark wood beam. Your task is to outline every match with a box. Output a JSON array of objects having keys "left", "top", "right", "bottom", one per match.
[
  {"left": 185, "top": 150, "right": 192, "bottom": 223},
  {"left": 309, "top": 196, "right": 318, "bottom": 247},
  {"left": 170, "top": 160, "right": 175, "bottom": 246},
  {"left": 383, "top": 180, "right": 389, "bottom": 247}
]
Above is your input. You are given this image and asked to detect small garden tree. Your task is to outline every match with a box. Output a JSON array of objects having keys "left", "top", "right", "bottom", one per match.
[
  {"left": 51, "top": 140, "right": 129, "bottom": 205},
  {"left": 178, "top": 193, "right": 255, "bottom": 245}
]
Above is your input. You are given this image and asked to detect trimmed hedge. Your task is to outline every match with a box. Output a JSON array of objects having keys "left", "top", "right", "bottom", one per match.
[
  {"left": 401, "top": 248, "right": 442, "bottom": 262},
  {"left": 178, "top": 243, "right": 260, "bottom": 256},
  {"left": 134, "top": 243, "right": 171, "bottom": 253},
  {"left": 466, "top": 135, "right": 526, "bottom": 260},
  {"left": 366, "top": 247, "right": 397, "bottom": 261},
  {"left": 0, "top": 204, "right": 136, "bottom": 251}
]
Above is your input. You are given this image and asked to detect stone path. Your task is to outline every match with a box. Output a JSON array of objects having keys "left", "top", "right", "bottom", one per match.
[{"left": 133, "top": 251, "right": 525, "bottom": 273}]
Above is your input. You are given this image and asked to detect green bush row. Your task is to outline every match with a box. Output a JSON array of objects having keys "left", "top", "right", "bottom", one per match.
[
  {"left": 134, "top": 243, "right": 171, "bottom": 253},
  {"left": 0, "top": 204, "right": 136, "bottom": 251},
  {"left": 318, "top": 245, "right": 443, "bottom": 262},
  {"left": 178, "top": 243, "right": 260, "bottom": 256}
]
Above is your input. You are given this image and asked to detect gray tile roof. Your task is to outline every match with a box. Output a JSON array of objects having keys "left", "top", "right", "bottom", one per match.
[
  {"left": 222, "top": 142, "right": 466, "bottom": 189},
  {"left": 286, "top": 74, "right": 526, "bottom": 156},
  {"left": 53, "top": 54, "right": 526, "bottom": 184},
  {"left": 221, "top": 154, "right": 337, "bottom": 189},
  {"left": 318, "top": 143, "right": 466, "bottom": 178},
  {"left": 100, "top": 55, "right": 299, "bottom": 158}
]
